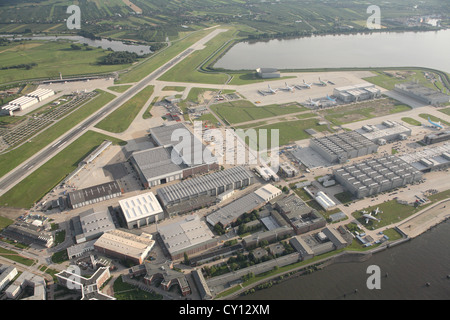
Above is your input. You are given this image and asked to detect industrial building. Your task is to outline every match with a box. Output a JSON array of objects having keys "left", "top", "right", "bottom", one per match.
[
  {"left": 72, "top": 207, "right": 117, "bottom": 244},
  {"left": 315, "top": 191, "right": 337, "bottom": 211},
  {"left": 274, "top": 194, "right": 326, "bottom": 235},
  {"left": 278, "top": 162, "right": 299, "bottom": 178},
  {"left": 56, "top": 267, "right": 114, "bottom": 300},
  {"left": 118, "top": 192, "right": 164, "bottom": 229},
  {"left": 0, "top": 265, "right": 18, "bottom": 292},
  {"left": 67, "top": 181, "right": 122, "bottom": 209},
  {"left": 333, "top": 84, "right": 381, "bottom": 103},
  {"left": 289, "top": 226, "right": 351, "bottom": 261},
  {"left": 242, "top": 225, "right": 294, "bottom": 248},
  {"left": 423, "top": 130, "right": 450, "bottom": 145},
  {"left": 356, "top": 120, "right": 411, "bottom": 145},
  {"left": 131, "top": 123, "right": 218, "bottom": 188},
  {"left": 399, "top": 143, "right": 450, "bottom": 172},
  {"left": 66, "top": 240, "right": 96, "bottom": 260},
  {"left": 156, "top": 166, "right": 255, "bottom": 215},
  {"left": 5, "top": 271, "right": 46, "bottom": 300},
  {"left": 129, "top": 260, "right": 191, "bottom": 296},
  {"left": 1, "top": 88, "right": 55, "bottom": 115},
  {"left": 192, "top": 269, "right": 212, "bottom": 300},
  {"left": 158, "top": 214, "right": 217, "bottom": 261},
  {"left": 334, "top": 155, "right": 423, "bottom": 198},
  {"left": 206, "top": 184, "right": 282, "bottom": 227},
  {"left": 2, "top": 222, "right": 54, "bottom": 248},
  {"left": 256, "top": 68, "right": 280, "bottom": 79},
  {"left": 94, "top": 229, "right": 155, "bottom": 265},
  {"left": 394, "top": 82, "right": 450, "bottom": 105},
  {"left": 310, "top": 131, "right": 378, "bottom": 164},
  {"left": 254, "top": 164, "right": 279, "bottom": 181}
]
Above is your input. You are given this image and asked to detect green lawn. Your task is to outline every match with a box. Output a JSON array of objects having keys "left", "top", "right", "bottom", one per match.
[
  {"left": 0, "top": 40, "right": 131, "bottom": 85},
  {"left": 438, "top": 107, "right": 450, "bottom": 116},
  {"left": 352, "top": 200, "right": 424, "bottom": 230},
  {"left": 320, "top": 98, "right": 411, "bottom": 125},
  {"left": 107, "top": 85, "right": 132, "bottom": 93},
  {"left": 401, "top": 117, "right": 422, "bottom": 126},
  {"left": 0, "top": 90, "right": 116, "bottom": 180},
  {"left": 363, "top": 70, "right": 443, "bottom": 91},
  {"left": 95, "top": 85, "right": 154, "bottom": 133},
  {"left": 113, "top": 275, "right": 162, "bottom": 300},
  {"left": 162, "top": 86, "right": 185, "bottom": 92},
  {"left": 116, "top": 28, "right": 213, "bottom": 84},
  {"left": 419, "top": 113, "right": 450, "bottom": 126},
  {"left": 211, "top": 100, "right": 306, "bottom": 125},
  {"left": 0, "top": 216, "right": 14, "bottom": 231},
  {"left": 242, "top": 118, "right": 330, "bottom": 148},
  {"left": 0, "top": 130, "right": 125, "bottom": 209},
  {"left": 0, "top": 247, "right": 35, "bottom": 266},
  {"left": 157, "top": 28, "right": 236, "bottom": 84}
]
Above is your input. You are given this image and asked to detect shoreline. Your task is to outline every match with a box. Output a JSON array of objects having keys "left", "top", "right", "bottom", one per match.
[{"left": 218, "top": 198, "right": 450, "bottom": 300}]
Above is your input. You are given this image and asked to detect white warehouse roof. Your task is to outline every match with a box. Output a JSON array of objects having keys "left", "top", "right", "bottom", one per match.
[{"left": 119, "top": 192, "right": 163, "bottom": 224}]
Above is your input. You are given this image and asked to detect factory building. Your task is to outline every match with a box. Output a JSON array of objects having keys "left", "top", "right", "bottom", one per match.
[
  {"left": 5, "top": 271, "right": 46, "bottom": 300},
  {"left": 72, "top": 207, "right": 117, "bottom": 244},
  {"left": 254, "top": 165, "right": 279, "bottom": 181},
  {"left": 399, "top": 143, "right": 450, "bottom": 172},
  {"left": 1, "top": 88, "right": 55, "bottom": 115},
  {"left": 2, "top": 222, "right": 54, "bottom": 248},
  {"left": 156, "top": 166, "right": 255, "bottom": 215},
  {"left": 333, "top": 84, "right": 381, "bottom": 103},
  {"left": 274, "top": 194, "right": 326, "bottom": 235},
  {"left": 206, "top": 184, "right": 282, "bottom": 227},
  {"left": 67, "top": 181, "right": 122, "bottom": 209},
  {"left": 0, "top": 266, "right": 18, "bottom": 292},
  {"left": 131, "top": 123, "right": 218, "bottom": 188},
  {"left": 278, "top": 162, "right": 299, "bottom": 178},
  {"left": 158, "top": 214, "right": 218, "bottom": 261},
  {"left": 118, "top": 192, "right": 164, "bottom": 229},
  {"left": 394, "top": 82, "right": 450, "bottom": 105},
  {"left": 256, "top": 68, "right": 280, "bottom": 79},
  {"left": 334, "top": 155, "right": 423, "bottom": 198},
  {"left": 310, "top": 131, "right": 378, "bottom": 164},
  {"left": 94, "top": 229, "right": 155, "bottom": 265},
  {"left": 423, "top": 130, "right": 450, "bottom": 145},
  {"left": 356, "top": 120, "right": 411, "bottom": 144}
]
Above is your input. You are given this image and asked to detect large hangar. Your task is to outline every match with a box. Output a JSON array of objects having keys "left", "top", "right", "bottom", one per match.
[
  {"left": 334, "top": 155, "right": 423, "bottom": 198},
  {"left": 310, "top": 131, "right": 378, "bottom": 164},
  {"left": 130, "top": 123, "right": 219, "bottom": 188}
]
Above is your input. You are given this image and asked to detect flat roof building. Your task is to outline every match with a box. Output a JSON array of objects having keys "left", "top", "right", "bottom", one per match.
[
  {"left": 394, "top": 82, "right": 450, "bottom": 105},
  {"left": 0, "top": 265, "right": 18, "bottom": 292},
  {"left": 310, "top": 131, "right": 378, "bottom": 164},
  {"left": 2, "top": 222, "right": 54, "bottom": 248},
  {"left": 72, "top": 207, "right": 117, "bottom": 244},
  {"left": 131, "top": 123, "right": 219, "bottom": 188},
  {"left": 156, "top": 166, "right": 255, "bottom": 215},
  {"left": 158, "top": 214, "right": 217, "bottom": 261},
  {"left": 206, "top": 184, "right": 282, "bottom": 227},
  {"left": 118, "top": 192, "right": 164, "bottom": 229},
  {"left": 333, "top": 84, "right": 381, "bottom": 103},
  {"left": 356, "top": 120, "right": 412, "bottom": 143},
  {"left": 256, "top": 68, "right": 280, "bottom": 79},
  {"left": 5, "top": 271, "right": 46, "bottom": 300},
  {"left": 68, "top": 181, "right": 122, "bottom": 209},
  {"left": 94, "top": 229, "right": 155, "bottom": 265},
  {"left": 334, "top": 155, "right": 423, "bottom": 198}
]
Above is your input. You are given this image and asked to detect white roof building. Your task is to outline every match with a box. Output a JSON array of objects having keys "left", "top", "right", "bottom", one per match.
[{"left": 119, "top": 192, "right": 164, "bottom": 229}]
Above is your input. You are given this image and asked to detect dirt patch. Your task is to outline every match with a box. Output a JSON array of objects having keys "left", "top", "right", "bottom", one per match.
[{"left": 0, "top": 207, "right": 26, "bottom": 220}]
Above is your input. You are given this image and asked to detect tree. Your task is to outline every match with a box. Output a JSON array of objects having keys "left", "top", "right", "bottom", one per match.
[{"left": 184, "top": 252, "right": 190, "bottom": 265}]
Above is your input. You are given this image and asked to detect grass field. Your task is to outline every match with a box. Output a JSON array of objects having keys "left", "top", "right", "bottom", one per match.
[
  {"left": 241, "top": 118, "right": 330, "bottom": 148},
  {"left": 352, "top": 200, "right": 424, "bottom": 230},
  {"left": 162, "top": 86, "right": 186, "bottom": 92},
  {"left": 438, "top": 107, "right": 450, "bottom": 116},
  {"left": 0, "top": 247, "right": 35, "bottom": 266},
  {"left": 363, "top": 70, "right": 444, "bottom": 91},
  {"left": 0, "top": 40, "right": 131, "bottom": 85},
  {"left": 401, "top": 117, "right": 422, "bottom": 126},
  {"left": 113, "top": 275, "right": 162, "bottom": 300},
  {"left": 0, "top": 90, "right": 116, "bottom": 180},
  {"left": 320, "top": 98, "right": 411, "bottom": 125},
  {"left": 157, "top": 28, "right": 236, "bottom": 84},
  {"left": 116, "top": 28, "right": 213, "bottom": 84},
  {"left": 107, "top": 85, "right": 132, "bottom": 93},
  {"left": 211, "top": 100, "right": 306, "bottom": 125},
  {"left": 419, "top": 113, "right": 450, "bottom": 126},
  {"left": 0, "top": 216, "right": 14, "bottom": 231},
  {"left": 0, "top": 130, "right": 125, "bottom": 209},
  {"left": 95, "top": 85, "right": 154, "bottom": 133}
]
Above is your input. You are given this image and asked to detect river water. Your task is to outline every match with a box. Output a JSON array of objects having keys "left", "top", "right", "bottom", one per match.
[
  {"left": 214, "top": 29, "right": 450, "bottom": 73},
  {"left": 238, "top": 220, "right": 450, "bottom": 300},
  {"left": 4, "top": 35, "right": 152, "bottom": 54}
]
